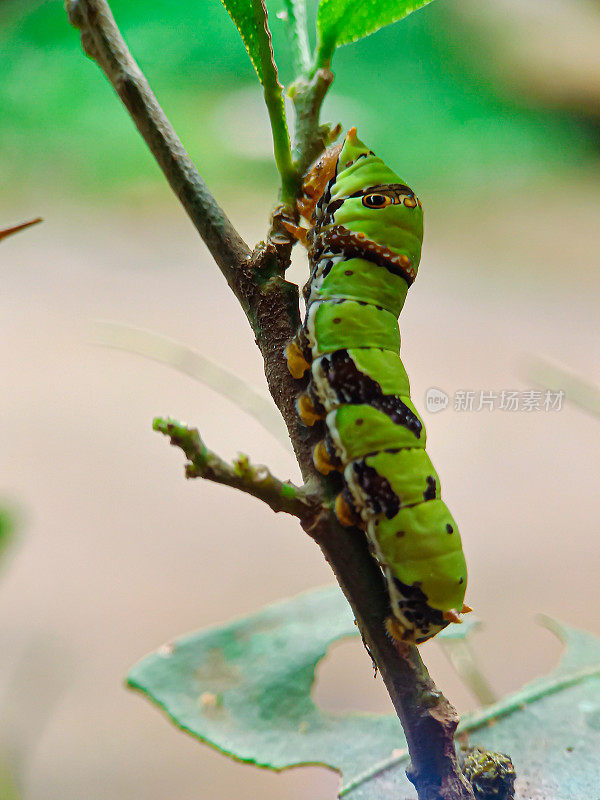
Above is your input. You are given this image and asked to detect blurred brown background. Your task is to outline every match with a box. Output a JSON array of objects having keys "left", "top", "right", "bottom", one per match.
[{"left": 1, "top": 0, "right": 599, "bottom": 797}]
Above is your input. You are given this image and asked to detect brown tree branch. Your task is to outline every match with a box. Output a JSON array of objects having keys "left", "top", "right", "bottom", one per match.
[
  {"left": 290, "top": 67, "right": 336, "bottom": 177},
  {"left": 306, "top": 512, "right": 474, "bottom": 800},
  {"left": 66, "top": 0, "right": 249, "bottom": 285},
  {"left": 153, "top": 417, "right": 318, "bottom": 519},
  {"left": 67, "top": 3, "right": 475, "bottom": 798}
]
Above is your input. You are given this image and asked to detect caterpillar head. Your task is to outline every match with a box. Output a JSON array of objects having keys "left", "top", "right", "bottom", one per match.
[{"left": 299, "top": 129, "right": 423, "bottom": 284}]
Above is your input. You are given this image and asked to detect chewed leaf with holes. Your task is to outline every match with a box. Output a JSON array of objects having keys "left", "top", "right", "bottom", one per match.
[
  {"left": 127, "top": 586, "right": 407, "bottom": 789},
  {"left": 342, "top": 617, "right": 600, "bottom": 800},
  {"left": 128, "top": 587, "right": 600, "bottom": 798}
]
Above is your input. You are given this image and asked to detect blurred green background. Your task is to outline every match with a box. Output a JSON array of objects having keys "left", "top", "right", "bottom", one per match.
[
  {"left": 1, "top": 0, "right": 598, "bottom": 200},
  {"left": 1, "top": 1, "right": 600, "bottom": 800}
]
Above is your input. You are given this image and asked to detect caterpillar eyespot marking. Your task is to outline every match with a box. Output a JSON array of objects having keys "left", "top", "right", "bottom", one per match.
[
  {"left": 362, "top": 193, "right": 392, "bottom": 209},
  {"left": 285, "top": 129, "right": 469, "bottom": 645}
]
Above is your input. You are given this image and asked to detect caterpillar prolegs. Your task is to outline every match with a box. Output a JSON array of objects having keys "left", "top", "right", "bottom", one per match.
[{"left": 286, "top": 129, "right": 470, "bottom": 644}]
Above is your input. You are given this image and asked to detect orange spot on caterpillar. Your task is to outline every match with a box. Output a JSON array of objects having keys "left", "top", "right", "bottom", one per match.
[
  {"left": 385, "top": 617, "right": 409, "bottom": 645},
  {"left": 297, "top": 394, "right": 322, "bottom": 426},
  {"left": 334, "top": 493, "right": 356, "bottom": 527},
  {"left": 286, "top": 341, "right": 310, "bottom": 379},
  {"left": 313, "top": 441, "right": 339, "bottom": 475}
]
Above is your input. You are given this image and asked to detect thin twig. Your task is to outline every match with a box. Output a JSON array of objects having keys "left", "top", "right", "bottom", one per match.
[
  {"left": 154, "top": 418, "right": 316, "bottom": 519},
  {"left": 0, "top": 218, "right": 42, "bottom": 242},
  {"left": 68, "top": 3, "right": 475, "bottom": 797},
  {"left": 290, "top": 68, "right": 335, "bottom": 177}
]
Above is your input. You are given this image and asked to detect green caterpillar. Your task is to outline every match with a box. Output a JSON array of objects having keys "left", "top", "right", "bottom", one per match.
[{"left": 285, "top": 129, "right": 470, "bottom": 644}]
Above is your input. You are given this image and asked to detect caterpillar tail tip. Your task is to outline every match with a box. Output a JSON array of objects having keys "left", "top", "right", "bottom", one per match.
[{"left": 443, "top": 608, "right": 462, "bottom": 625}]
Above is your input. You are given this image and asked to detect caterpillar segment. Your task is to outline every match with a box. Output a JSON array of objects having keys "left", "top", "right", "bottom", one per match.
[{"left": 285, "top": 128, "right": 469, "bottom": 644}]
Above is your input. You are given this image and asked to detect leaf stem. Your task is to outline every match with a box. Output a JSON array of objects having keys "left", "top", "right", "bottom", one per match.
[
  {"left": 315, "top": 33, "right": 335, "bottom": 72},
  {"left": 440, "top": 639, "right": 498, "bottom": 708},
  {"left": 66, "top": 0, "right": 250, "bottom": 279},
  {"left": 252, "top": 0, "right": 299, "bottom": 203}
]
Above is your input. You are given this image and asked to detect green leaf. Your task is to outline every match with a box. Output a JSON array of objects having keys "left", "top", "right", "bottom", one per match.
[
  {"left": 341, "top": 616, "right": 600, "bottom": 800},
  {"left": 455, "top": 616, "right": 600, "bottom": 800},
  {"left": 128, "top": 586, "right": 407, "bottom": 788},
  {"left": 0, "top": 757, "right": 20, "bottom": 800},
  {"left": 128, "top": 587, "right": 600, "bottom": 798},
  {"left": 219, "top": 0, "right": 297, "bottom": 201},
  {"left": 0, "top": 510, "right": 13, "bottom": 563},
  {"left": 316, "top": 0, "right": 436, "bottom": 65},
  {"left": 220, "top": 0, "right": 272, "bottom": 86}
]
